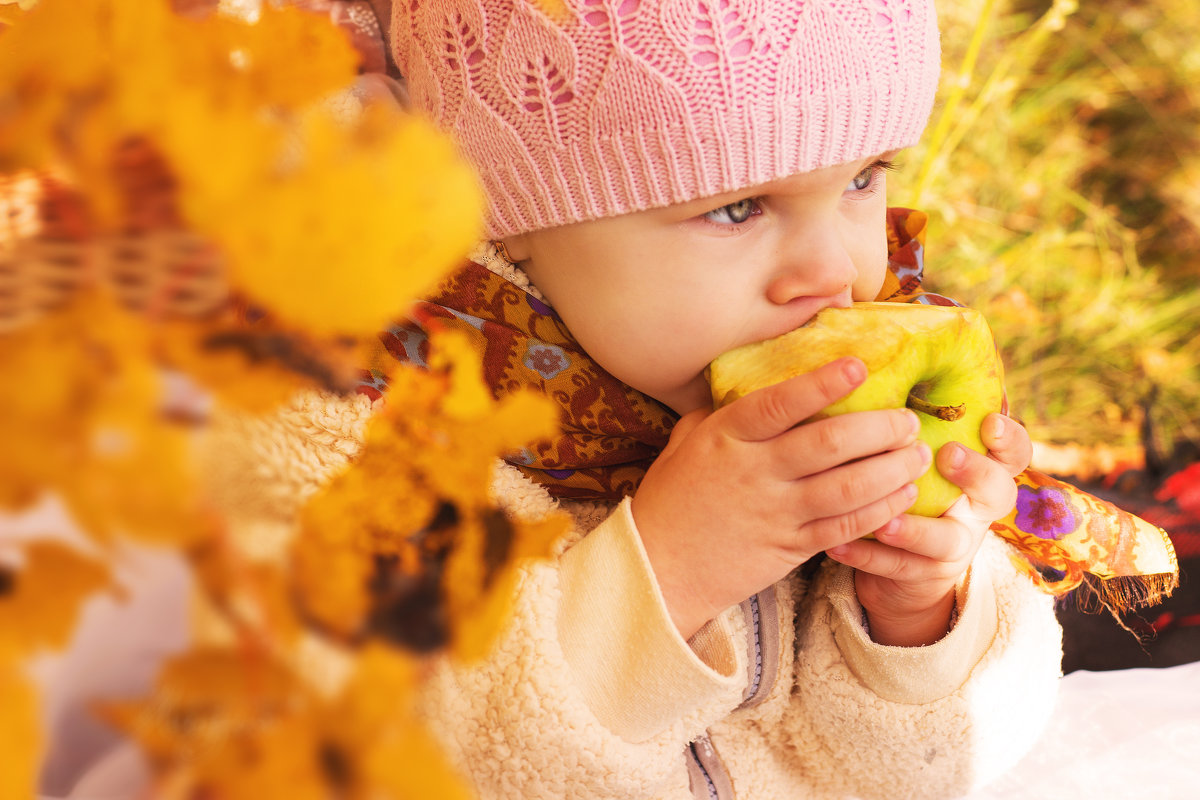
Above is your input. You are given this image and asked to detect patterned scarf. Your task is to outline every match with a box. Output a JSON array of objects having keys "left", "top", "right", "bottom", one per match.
[{"left": 361, "top": 208, "right": 1177, "bottom": 615}]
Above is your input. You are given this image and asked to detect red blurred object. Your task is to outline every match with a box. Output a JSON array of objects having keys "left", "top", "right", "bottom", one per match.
[
  {"left": 1148, "top": 611, "right": 1200, "bottom": 634},
  {"left": 1156, "top": 463, "right": 1200, "bottom": 517}
]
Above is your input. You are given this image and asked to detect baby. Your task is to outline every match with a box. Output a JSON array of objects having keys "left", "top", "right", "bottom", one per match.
[{"left": 371, "top": 1, "right": 1064, "bottom": 798}]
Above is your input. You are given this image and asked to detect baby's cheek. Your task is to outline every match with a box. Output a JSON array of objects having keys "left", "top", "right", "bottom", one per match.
[
  {"left": 851, "top": 261, "right": 887, "bottom": 301},
  {"left": 848, "top": 219, "right": 889, "bottom": 301}
]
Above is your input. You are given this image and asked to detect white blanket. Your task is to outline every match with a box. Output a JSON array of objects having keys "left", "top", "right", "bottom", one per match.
[{"left": 962, "top": 660, "right": 1200, "bottom": 799}]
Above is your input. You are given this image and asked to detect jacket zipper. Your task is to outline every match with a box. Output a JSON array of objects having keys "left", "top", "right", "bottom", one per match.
[
  {"left": 686, "top": 588, "right": 781, "bottom": 799},
  {"left": 688, "top": 738, "right": 720, "bottom": 800}
]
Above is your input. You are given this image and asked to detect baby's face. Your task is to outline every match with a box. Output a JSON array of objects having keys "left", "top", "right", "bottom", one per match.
[{"left": 502, "top": 155, "right": 894, "bottom": 415}]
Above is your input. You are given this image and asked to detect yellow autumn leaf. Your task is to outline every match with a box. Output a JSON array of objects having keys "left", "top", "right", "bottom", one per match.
[
  {"left": 103, "top": 646, "right": 306, "bottom": 753},
  {"left": 0, "top": 300, "right": 100, "bottom": 511},
  {"left": 182, "top": 104, "right": 483, "bottom": 336},
  {"left": 155, "top": 314, "right": 362, "bottom": 414},
  {"left": 290, "top": 515, "right": 385, "bottom": 640},
  {"left": 189, "top": 4, "right": 360, "bottom": 110},
  {"left": 428, "top": 328, "right": 497, "bottom": 420},
  {"left": 3, "top": 0, "right": 483, "bottom": 332},
  {"left": 60, "top": 360, "right": 209, "bottom": 546},
  {"left": 377, "top": 331, "right": 560, "bottom": 509},
  {"left": 188, "top": 544, "right": 305, "bottom": 650},
  {"left": 0, "top": 0, "right": 147, "bottom": 214},
  {"left": 103, "top": 646, "right": 334, "bottom": 800},
  {"left": 0, "top": 292, "right": 209, "bottom": 543},
  {"left": 0, "top": 664, "right": 41, "bottom": 800},
  {"left": 0, "top": 0, "right": 108, "bottom": 116},
  {"left": 331, "top": 645, "right": 473, "bottom": 800},
  {"left": 0, "top": 541, "right": 110, "bottom": 661},
  {"left": 107, "top": 644, "right": 472, "bottom": 800},
  {"left": 293, "top": 333, "right": 566, "bottom": 658},
  {"left": 443, "top": 510, "right": 567, "bottom": 662},
  {"left": 356, "top": 339, "right": 561, "bottom": 516},
  {"left": 215, "top": 720, "right": 332, "bottom": 800}
]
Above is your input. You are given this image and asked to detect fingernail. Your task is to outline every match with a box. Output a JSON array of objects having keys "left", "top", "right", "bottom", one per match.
[
  {"left": 904, "top": 410, "right": 921, "bottom": 437},
  {"left": 827, "top": 544, "right": 849, "bottom": 558},
  {"left": 876, "top": 517, "right": 902, "bottom": 539},
  {"left": 987, "top": 415, "right": 1005, "bottom": 440},
  {"left": 918, "top": 441, "right": 933, "bottom": 467},
  {"left": 842, "top": 358, "right": 866, "bottom": 386},
  {"left": 945, "top": 442, "right": 966, "bottom": 469}
]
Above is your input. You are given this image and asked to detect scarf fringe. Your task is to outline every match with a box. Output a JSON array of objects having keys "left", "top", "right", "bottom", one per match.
[
  {"left": 1010, "top": 553, "right": 1180, "bottom": 636},
  {"left": 1072, "top": 571, "right": 1181, "bottom": 641},
  {"left": 1072, "top": 570, "right": 1179, "bottom": 615}
]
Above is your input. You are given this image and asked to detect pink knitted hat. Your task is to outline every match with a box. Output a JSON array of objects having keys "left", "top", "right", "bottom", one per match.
[{"left": 391, "top": 1, "right": 941, "bottom": 238}]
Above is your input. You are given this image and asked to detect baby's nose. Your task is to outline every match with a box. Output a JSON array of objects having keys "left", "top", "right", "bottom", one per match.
[{"left": 765, "top": 231, "right": 857, "bottom": 305}]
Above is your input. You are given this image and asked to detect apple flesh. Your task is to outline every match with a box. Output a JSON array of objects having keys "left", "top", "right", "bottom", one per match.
[{"left": 706, "top": 302, "right": 1005, "bottom": 518}]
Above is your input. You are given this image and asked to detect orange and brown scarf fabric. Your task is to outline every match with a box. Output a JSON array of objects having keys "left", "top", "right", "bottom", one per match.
[
  {"left": 361, "top": 208, "right": 1177, "bottom": 615},
  {"left": 360, "top": 259, "right": 677, "bottom": 500}
]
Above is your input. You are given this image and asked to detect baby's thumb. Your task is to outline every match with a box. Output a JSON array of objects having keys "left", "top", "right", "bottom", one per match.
[{"left": 982, "top": 413, "right": 1032, "bottom": 479}]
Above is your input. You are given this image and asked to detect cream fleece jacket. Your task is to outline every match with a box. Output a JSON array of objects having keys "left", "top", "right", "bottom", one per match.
[{"left": 202, "top": 391, "right": 1064, "bottom": 800}]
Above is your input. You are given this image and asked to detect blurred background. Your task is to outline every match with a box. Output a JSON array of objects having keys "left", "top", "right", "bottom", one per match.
[
  {"left": 895, "top": 0, "right": 1199, "bottom": 476},
  {"left": 895, "top": 0, "right": 1200, "bottom": 670}
]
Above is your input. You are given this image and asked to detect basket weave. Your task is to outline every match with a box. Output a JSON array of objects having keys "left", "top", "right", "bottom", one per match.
[{"left": 0, "top": 138, "right": 229, "bottom": 334}]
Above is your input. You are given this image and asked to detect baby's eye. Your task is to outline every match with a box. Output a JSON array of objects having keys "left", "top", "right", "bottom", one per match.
[
  {"left": 846, "top": 159, "right": 897, "bottom": 192},
  {"left": 847, "top": 164, "right": 877, "bottom": 192},
  {"left": 703, "top": 198, "right": 761, "bottom": 225}
]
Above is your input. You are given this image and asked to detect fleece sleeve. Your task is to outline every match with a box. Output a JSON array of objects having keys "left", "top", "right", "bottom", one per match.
[
  {"left": 415, "top": 497, "right": 748, "bottom": 800},
  {"left": 783, "top": 533, "right": 1063, "bottom": 800}
]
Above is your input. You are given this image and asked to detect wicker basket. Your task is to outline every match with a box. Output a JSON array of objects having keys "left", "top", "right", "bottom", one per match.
[{"left": 0, "top": 139, "right": 230, "bottom": 334}]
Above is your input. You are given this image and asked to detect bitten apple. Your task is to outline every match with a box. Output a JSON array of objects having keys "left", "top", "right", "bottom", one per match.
[{"left": 706, "top": 302, "right": 1005, "bottom": 517}]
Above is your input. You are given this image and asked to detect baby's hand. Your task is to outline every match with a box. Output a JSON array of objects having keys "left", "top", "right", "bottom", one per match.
[
  {"left": 827, "top": 413, "right": 1032, "bottom": 646},
  {"left": 631, "top": 358, "right": 930, "bottom": 639}
]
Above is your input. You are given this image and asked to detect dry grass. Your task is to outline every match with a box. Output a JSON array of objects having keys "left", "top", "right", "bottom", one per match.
[{"left": 891, "top": 0, "right": 1200, "bottom": 460}]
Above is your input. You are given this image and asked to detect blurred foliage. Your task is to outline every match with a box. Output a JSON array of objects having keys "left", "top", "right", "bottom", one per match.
[
  {"left": 892, "top": 0, "right": 1200, "bottom": 460},
  {"left": 0, "top": 1, "right": 565, "bottom": 797}
]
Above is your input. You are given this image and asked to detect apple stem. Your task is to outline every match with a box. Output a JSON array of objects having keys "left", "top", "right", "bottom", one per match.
[{"left": 906, "top": 393, "right": 966, "bottom": 421}]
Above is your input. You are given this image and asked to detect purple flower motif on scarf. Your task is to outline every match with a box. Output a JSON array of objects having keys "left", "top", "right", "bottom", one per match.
[
  {"left": 1014, "top": 485, "right": 1078, "bottom": 540},
  {"left": 524, "top": 341, "right": 570, "bottom": 380}
]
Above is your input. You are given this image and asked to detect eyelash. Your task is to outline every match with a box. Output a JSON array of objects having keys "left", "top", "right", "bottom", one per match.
[
  {"left": 700, "top": 158, "right": 899, "bottom": 228},
  {"left": 849, "top": 158, "right": 898, "bottom": 192}
]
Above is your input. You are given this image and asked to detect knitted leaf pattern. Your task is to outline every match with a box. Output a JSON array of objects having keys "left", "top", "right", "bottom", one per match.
[
  {"left": 428, "top": 5, "right": 488, "bottom": 127},
  {"left": 497, "top": 1, "right": 582, "bottom": 147},
  {"left": 686, "top": 0, "right": 759, "bottom": 67},
  {"left": 393, "top": 0, "right": 939, "bottom": 235}
]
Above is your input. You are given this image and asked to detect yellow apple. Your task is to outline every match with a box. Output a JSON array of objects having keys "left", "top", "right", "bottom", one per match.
[{"left": 707, "top": 302, "right": 1005, "bottom": 517}]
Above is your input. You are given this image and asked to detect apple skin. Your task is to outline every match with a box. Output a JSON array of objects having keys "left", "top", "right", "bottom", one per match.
[{"left": 706, "top": 302, "right": 1005, "bottom": 518}]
